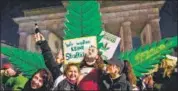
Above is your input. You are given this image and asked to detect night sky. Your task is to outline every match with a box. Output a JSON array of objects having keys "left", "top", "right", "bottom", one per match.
[
  {"left": 1, "top": 0, "right": 177, "bottom": 49},
  {"left": 159, "top": 0, "right": 178, "bottom": 38},
  {"left": 1, "top": 0, "right": 63, "bottom": 47}
]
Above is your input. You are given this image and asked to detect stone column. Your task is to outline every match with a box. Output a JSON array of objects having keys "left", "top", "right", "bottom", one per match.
[
  {"left": 19, "top": 32, "right": 28, "bottom": 49},
  {"left": 48, "top": 33, "right": 62, "bottom": 54},
  {"left": 41, "top": 30, "right": 50, "bottom": 40},
  {"left": 61, "top": 1, "right": 68, "bottom": 8},
  {"left": 149, "top": 19, "right": 161, "bottom": 42},
  {"left": 141, "top": 24, "right": 152, "bottom": 45},
  {"left": 119, "top": 26, "right": 125, "bottom": 52},
  {"left": 26, "top": 34, "right": 37, "bottom": 52},
  {"left": 120, "top": 21, "right": 133, "bottom": 52}
]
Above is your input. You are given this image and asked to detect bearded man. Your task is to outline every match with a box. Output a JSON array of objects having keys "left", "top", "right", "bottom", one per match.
[{"left": 77, "top": 46, "right": 104, "bottom": 91}]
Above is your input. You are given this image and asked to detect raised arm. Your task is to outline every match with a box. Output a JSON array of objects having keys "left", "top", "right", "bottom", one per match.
[{"left": 34, "top": 33, "right": 62, "bottom": 80}]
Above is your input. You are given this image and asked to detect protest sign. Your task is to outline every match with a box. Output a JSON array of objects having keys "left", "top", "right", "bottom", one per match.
[
  {"left": 100, "top": 31, "right": 121, "bottom": 60},
  {"left": 63, "top": 36, "right": 97, "bottom": 64}
]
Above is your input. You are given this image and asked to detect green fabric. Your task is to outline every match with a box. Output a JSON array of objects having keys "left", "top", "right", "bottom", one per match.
[
  {"left": 119, "top": 36, "right": 178, "bottom": 77},
  {"left": 63, "top": 0, "right": 104, "bottom": 49},
  {"left": 0, "top": 75, "right": 9, "bottom": 85},
  {"left": 5, "top": 75, "right": 28, "bottom": 91},
  {"left": 1, "top": 45, "right": 47, "bottom": 78}
]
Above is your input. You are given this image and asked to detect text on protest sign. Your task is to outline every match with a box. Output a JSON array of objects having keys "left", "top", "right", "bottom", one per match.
[{"left": 63, "top": 36, "right": 97, "bottom": 64}]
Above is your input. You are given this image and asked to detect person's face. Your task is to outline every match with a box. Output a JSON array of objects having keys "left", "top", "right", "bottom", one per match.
[
  {"left": 85, "top": 46, "right": 98, "bottom": 65},
  {"left": 66, "top": 66, "right": 79, "bottom": 82},
  {"left": 4, "top": 68, "right": 16, "bottom": 77},
  {"left": 31, "top": 72, "right": 44, "bottom": 89},
  {"left": 106, "top": 64, "right": 119, "bottom": 74},
  {"left": 143, "top": 75, "right": 154, "bottom": 86}
]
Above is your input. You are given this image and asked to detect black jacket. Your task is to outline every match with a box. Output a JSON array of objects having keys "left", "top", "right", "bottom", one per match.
[
  {"left": 23, "top": 40, "right": 58, "bottom": 91},
  {"left": 38, "top": 40, "right": 62, "bottom": 81},
  {"left": 53, "top": 79, "right": 77, "bottom": 91},
  {"left": 38, "top": 40, "right": 77, "bottom": 91},
  {"left": 100, "top": 73, "right": 130, "bottom": 91},
  {"left": 160, "top": 72, "right": 178, "bottom": 91}
]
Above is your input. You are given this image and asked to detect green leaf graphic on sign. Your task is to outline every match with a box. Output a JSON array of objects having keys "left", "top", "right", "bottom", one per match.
[
  {"left": 119, "top": 36, "right": 178, "bottom": 77},
  {"left": 101, "top": 42, "right": 110, "bottom": 51},
  {"left": 1, "top": 45, "right": 46, "bottom": 78}
]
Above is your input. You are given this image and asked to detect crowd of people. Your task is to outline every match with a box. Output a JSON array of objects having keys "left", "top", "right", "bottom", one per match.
[{"left": 1, "top": 32, "right": 178, "bottom": 91}]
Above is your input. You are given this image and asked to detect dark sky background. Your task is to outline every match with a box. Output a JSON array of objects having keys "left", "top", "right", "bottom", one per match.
[
  {"left": 1, "top": 0, "right": 63, "bottom": 47},
  {"left": 1, "top": 0, "right": 177, "bottom": 52},
  {"left": 159, "top": 0, "right": 178, "bottom": 38}
]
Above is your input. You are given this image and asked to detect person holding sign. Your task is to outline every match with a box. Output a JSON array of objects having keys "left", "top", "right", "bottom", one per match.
[
  {"left": 34, "top": 32, "right": 80, "bottom": 91},
  {"left": 77, "top": 46, "right": 105, "bottom": 91}
]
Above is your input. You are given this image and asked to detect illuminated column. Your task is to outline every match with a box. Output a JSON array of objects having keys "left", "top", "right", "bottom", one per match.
[
  {"left": 48, "top": 33, "right": 62, "bottom": 54},
  {"left": 19, "top": 32, "right": 28, "bottom": 49},
  {"left": 141, "top": 24, "right": 152, "bottom": 45},
  {"left": 120, "top": 21, "right": 133, "bottom": 52},
  {"left": 149, "top": 19, "right": 161, "bottom": 42},
  {"left": 41, "top": 30, "right": 50, "bottom": 40},
  {"left": 26, "top": 34, "right": 37, "bottom": 52}
]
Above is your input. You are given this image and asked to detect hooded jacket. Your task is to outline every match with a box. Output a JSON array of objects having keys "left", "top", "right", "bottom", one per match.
[{"left": 100, "top": 73, "right": 131, "bottom": 91}]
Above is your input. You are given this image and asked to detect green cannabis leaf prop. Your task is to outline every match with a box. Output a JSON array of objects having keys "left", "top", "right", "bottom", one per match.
[
  {"left": 63, "top": 0, "right": 104, "bottom": 48},
  {"left": 1, "top": 45, "right": 46, "bottom": 78},
  {"left": 119, "top": 36, "right": 178, "bottom": 77}
]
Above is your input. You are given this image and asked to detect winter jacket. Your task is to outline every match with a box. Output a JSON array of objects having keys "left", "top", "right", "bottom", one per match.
[
  {"left": 38, "top": 40, "right": 62, "bottom": 81},
  {"left": 100, "top": 73, "right": 130, "bottom": 91},
  {"left": 5, "top": 74, "right": 28, "bottom": 91},
  {"left": 0, "top": 70, "right": 28, "bottom": 91},
  {"left": 38, "top": 40, "right": 78, "bottom": 91},
  {"left": 160, "top": 72, "right": 178, "bottom": 91},
  {"left": 53, "top": 78, "right": 77, "bottom": 91}
]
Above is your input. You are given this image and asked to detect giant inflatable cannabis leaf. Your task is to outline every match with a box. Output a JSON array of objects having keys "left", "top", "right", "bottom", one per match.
[
  {"left": 119, "top": 36, "right": 178, "bottom": 77},
  {"left": 1, "top": 45, "right": 46, "bottom": 78},
  {"left": 63, "top": 0, "right": 104, "bottom": 48}
]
